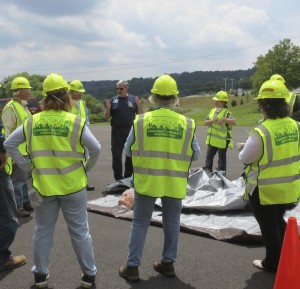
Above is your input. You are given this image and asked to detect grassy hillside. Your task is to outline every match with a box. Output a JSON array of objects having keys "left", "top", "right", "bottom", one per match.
[{"left": 141, "top": 94, "right": 261, "bottom": 127}]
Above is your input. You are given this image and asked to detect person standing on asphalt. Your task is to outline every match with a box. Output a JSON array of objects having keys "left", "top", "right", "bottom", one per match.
[
  {"left": 119, "top": 74, "right": 200, "bottom": 282},
  {"left": 238, "top": 80, "right": 300, "bottom": 272},
  {"left": 1, "top": 76, "right": 33, "bottom": 217},
  {"left": 69, "top": 79, "right": 95, "bottom": 191},
  {"left": 0, "top": 120, "right": 26, "bottom": 272},
  {"left": 104, "top": 80, "right": 143, "bottom": 181},
  {"left": 203, "top": 91, "right": 236, "bottom": 174},
  {"left": 4, "top": 73, "right": 101, "bottom": 289}
]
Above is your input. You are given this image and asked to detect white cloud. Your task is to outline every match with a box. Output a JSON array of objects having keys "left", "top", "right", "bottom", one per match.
[{"left": 0, "top": 0, "right": 300, "bottom": 82}]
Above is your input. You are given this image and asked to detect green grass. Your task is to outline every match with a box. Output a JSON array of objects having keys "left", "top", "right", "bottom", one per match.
[
  {"left": 98, "top": 94, "right": 261, "bottom": 127},
  {"left": 172, "top": 95, "right": 260, "bottom": 126}
]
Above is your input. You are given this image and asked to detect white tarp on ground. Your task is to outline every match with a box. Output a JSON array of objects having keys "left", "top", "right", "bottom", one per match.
[{"left": 87, "top": 168, "right": 300, "bottom": 243}]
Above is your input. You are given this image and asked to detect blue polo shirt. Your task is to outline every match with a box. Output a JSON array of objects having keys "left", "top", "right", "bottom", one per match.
[{"left": 110, "top": 94, "right": 138, "bottom": 128}]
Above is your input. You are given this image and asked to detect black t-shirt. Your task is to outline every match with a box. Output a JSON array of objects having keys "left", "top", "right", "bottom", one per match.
[{"left": 110, "top": 94, "right": 138, "bottom": 128}]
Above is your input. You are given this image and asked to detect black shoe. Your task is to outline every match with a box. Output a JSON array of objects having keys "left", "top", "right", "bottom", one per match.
[
  {"left": 23, "top": 202, "right": 34, "bottom": 212},
  {"left": 17, "top": 210, "right": 31, "bottom": 217},
  {"left": 34, "top": 273, "right": 49, "bottom": 288},
  {"left": 81, "top": 274, "right": 96, "bottom": 288},
  {"left": 153, "top": 261, "right": 175, "bottom": 277},
  {"left": 86, "top": 185, "right": 95, "bottom": 191},
  {"left": 119, "top": 265, "right": 140, "bottom": 282}
]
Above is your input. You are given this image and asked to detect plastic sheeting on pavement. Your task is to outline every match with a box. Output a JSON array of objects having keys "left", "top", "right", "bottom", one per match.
[{"left": 87, "top": 168, "right": 300, "bottom": 243}]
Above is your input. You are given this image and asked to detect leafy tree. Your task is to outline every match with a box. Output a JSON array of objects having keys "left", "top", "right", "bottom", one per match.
[
  {"left": 2, "top": 72, "right": 45, "bottom": 100},
  {"left": 252, "top": 39, "right": 300, "bottom": 92}
]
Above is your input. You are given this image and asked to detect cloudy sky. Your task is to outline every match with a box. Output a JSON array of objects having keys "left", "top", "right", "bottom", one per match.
[{"left": 0, "top": 0, "right": 299, "bottom": 82}]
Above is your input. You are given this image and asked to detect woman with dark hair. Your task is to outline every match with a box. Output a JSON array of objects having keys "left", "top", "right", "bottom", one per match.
[
  {"left": 4, "top": 73, "right": 101, "bottom": 288},
  {"left": 238, "top": 80, "right": 300, "bottom": 272}
]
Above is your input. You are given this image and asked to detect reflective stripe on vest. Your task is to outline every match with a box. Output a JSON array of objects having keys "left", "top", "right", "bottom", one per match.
[
  {"left": 246, "top": 118, "right": 300, "bottom": 205},
  {"left": 71, "top": 100, "right": 87, "bottom": 119},
  {"left": 3, "top": 100, "right": 31, "bottom": 155},
  {"left": 25, "top": 111, "right": 87, "bottom": 197},
  {"left": 4, "top": 157, "right": 12, "bottom": 175},
  {"left": 206, "top": 108, "right": 233, "bottom": 149},
  {"left": 131, "top": 108, "right": 195, "bottom": 199}
]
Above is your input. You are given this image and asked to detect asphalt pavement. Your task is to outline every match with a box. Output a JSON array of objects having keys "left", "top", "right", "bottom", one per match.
[{"left": 0, "top": 125, "right": 276, "bottom": 289}]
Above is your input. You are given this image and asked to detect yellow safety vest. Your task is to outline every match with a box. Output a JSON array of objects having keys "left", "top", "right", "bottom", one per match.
[
  {"left": 131, "top": 108, "right": 195, "bottom": 199},
  {"left": 2, "top": 99, "right": 31, "bottom": 156},
  {"left": 24, "top": 110, "right": 87, "bottom": 197},
  {"left": 245, "top": 118, "right": 300, "bottom": 205},
  {"left": 1, "top": 126, "right": 12, "bottom": 175},
  {"left": 206, "top": 108, "right": 233, "bottom": 149},
  {"left": 71, "top": 100, "right": 87, "bottom": 119}
]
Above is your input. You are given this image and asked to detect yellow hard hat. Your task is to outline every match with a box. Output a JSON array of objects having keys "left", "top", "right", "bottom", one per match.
[
  {"left": 212, "top": 91, "right": 229, "bottom": 102},
  {"left": 255, "top": 80, "right": 289, "bottom": 100},
  {"left": 150, "top": 74, "right": 179, "bottom": 96},
  {"left": 11, "top": 77, "right": 32, "bottom": 90},
  {"left": 42, "top": 73, "right": 69, "bottom": 96},
  {"left": 69, "top": 80, "right": 85, "bottom": 93},
  {"left": 270, "top": 74, "right": 285, "bottom": 84}
]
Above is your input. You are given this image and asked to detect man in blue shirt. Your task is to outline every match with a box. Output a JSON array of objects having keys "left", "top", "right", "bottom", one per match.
[{"left": 104, "top": 80, "right": 143, "bottom": 180}]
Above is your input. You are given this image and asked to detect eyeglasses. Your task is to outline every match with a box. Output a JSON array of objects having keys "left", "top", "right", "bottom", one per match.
[{"left": 116, "top": 87, "right": 124, "bottom": 90}]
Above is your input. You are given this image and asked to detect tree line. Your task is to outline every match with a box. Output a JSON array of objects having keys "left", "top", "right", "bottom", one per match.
[{"left": 1, "top": 38, "right": 299, "bottom": 123}]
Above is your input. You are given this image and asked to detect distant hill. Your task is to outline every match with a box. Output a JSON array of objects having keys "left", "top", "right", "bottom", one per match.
[{"left": 82, "top": 67, "right": 256, "bottom": 100}]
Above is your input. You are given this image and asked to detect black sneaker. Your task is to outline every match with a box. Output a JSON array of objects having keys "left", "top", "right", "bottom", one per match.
[
  {"left": 81, "top": 274, "right": 95, "bottom": 288},
  {"left": 153, "top": 261, "right": 175, "bottom": 277},
  {"left": 24, "top": 202, "right": 34, "bottom": 212},
  {"left": 86, "top": 185, "right": 95, "bottom": 191},
  {"left": 119, "top": 265, "right": 140, "bottom": 282},
  {"left": 34, "top": 273, "right": 49, "bottom": 288}
]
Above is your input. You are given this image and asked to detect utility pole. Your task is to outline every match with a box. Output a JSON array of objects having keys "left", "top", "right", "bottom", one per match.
[
  {"left": 230, "top": 79, "right": 234, "bottom": 94},
  {"left": 230, "top": 79, "right": 234, "bottom": 90},
  {"left": 223, "top": 78, "right": 228, "bottom": 91}
]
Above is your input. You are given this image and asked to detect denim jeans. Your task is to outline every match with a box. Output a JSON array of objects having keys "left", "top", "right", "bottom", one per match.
[
  {"left": 127, "top": 193, "right": 182, "bottom": 267},
  {"left": 11, "top": 163, "right": 29, "bottom": 210},
  {"left": 205, "top": 144, "right": 228, "bottom": 172},
  {"left": 31, "top": 189, "right": 97, "bottom": 276},
  {"left": 0, "top": 168, "right": 18, "bottom": 266}
]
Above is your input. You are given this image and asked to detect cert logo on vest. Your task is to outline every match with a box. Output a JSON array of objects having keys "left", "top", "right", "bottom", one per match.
[
  {"left": 33, "top": 118, "right": 71, "bottom": 137},
  {"left": 272, "top": 122, "right": 299, "bottom": 145},
  {"left": 146, "top": 116, "right": 184, "bottom": 139}
]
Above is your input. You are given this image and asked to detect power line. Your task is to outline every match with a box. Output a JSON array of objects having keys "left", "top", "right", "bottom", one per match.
[{"left": 2, "top": 36, "right": 300, "bottom": 76}]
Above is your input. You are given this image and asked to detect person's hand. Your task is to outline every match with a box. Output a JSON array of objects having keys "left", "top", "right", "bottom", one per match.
[
  {"left": 0, "top": 152, "right": 8, "bottom": 169},
  {"left": 216, "top": 117, "right": 224, "bottom": 124},
  {"left": 105, "top": 99, "right": 111, "bottom": 110},
  {"left": 236, "top": 143, "right": 245, "bottom": 152},
  {"left": 135, "top": 96, "right": 141, "bottom": 105},
  {"left": 211, "top": 117, "right": 218, "bottom": 124}
]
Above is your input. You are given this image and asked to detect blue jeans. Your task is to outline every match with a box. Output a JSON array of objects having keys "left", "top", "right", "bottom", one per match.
[
  {"left": 11, "top": 163, "right": 29, "bottom": 210},
  {"left": 127, "top": 193, "right": 182, "bottom": 267},
  {"left": 0, "top": 168, "right": 18, "bottom": 266},
  {"left": 31, "top": 189, "right": 97, "bottom": 276}
]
